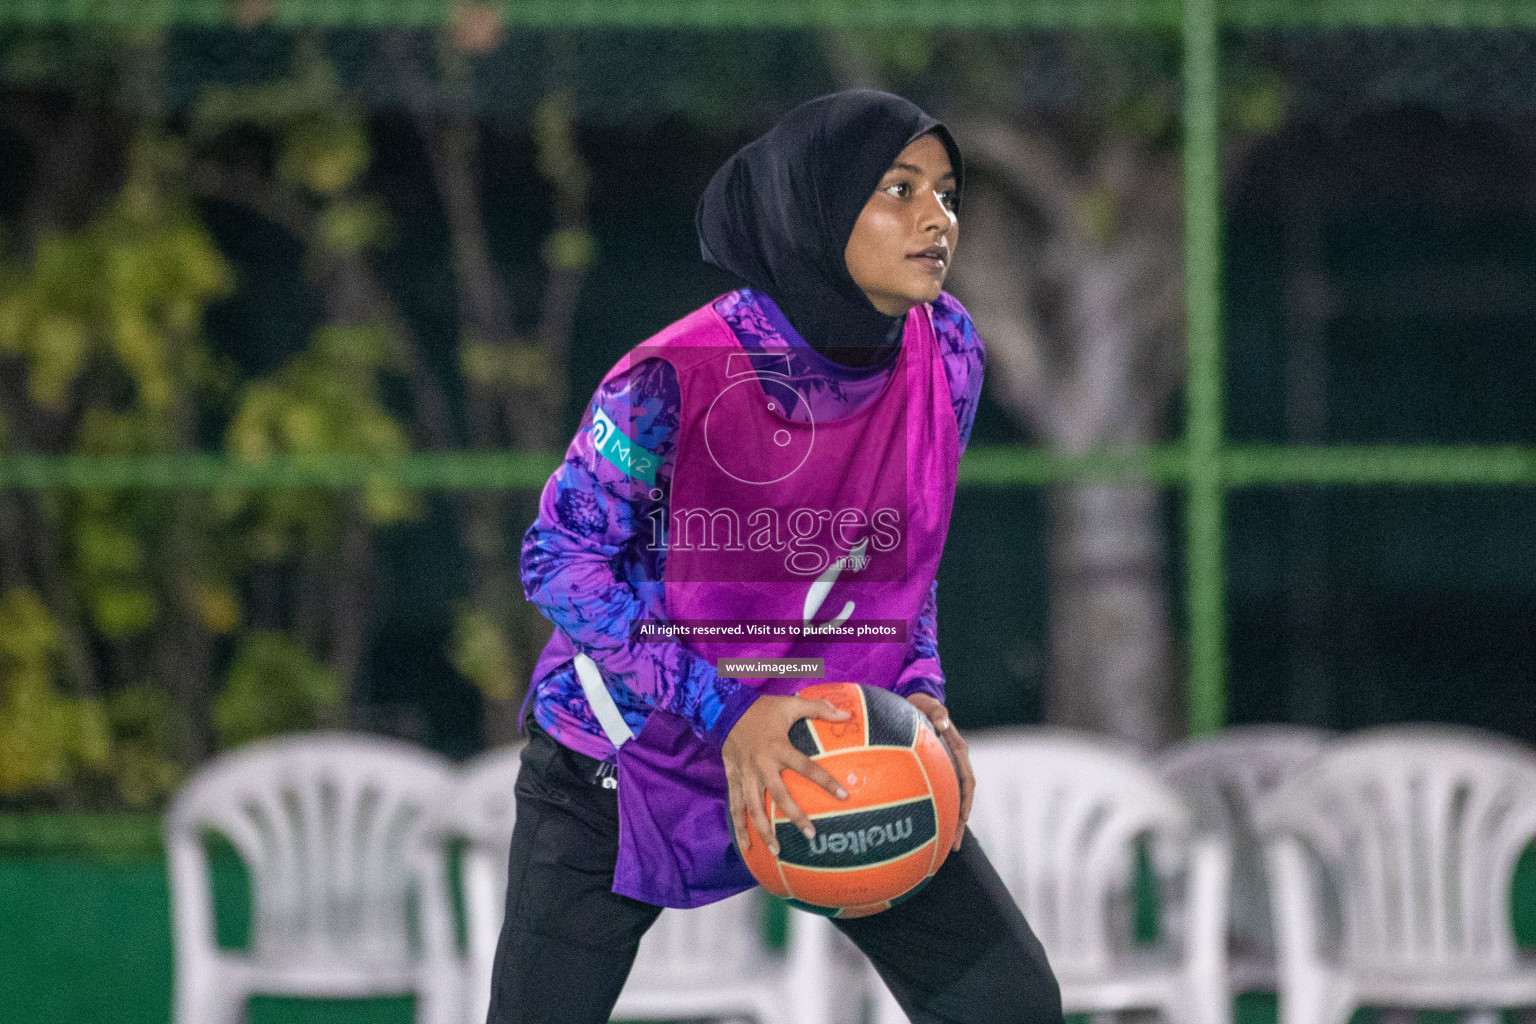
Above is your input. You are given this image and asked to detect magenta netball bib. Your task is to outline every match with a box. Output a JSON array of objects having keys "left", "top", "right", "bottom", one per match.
[{"left": 602, "top": 300, "right": 958, "bottom": 907}]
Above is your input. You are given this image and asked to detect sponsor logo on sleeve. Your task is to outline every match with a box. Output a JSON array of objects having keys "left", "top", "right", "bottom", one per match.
[{"left": 591, "top": 408, "right": 659, "bottom": 485}]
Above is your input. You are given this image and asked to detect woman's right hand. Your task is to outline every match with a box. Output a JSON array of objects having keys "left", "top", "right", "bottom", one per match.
[{"left": 723, "top": 694, "right": 851, "bottom": 855}]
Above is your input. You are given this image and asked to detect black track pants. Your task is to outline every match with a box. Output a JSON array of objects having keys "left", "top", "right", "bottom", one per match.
[{"left": 484, "top": 720, "right": 1063, "bottom": 1024}]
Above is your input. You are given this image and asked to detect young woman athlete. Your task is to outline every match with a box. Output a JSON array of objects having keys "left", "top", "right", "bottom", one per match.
[{"left": 489, "top": 90, "right": 1063, "bottom": 1024}]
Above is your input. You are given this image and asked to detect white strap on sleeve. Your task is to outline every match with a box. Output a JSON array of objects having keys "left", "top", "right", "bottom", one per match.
[{"left": 573, "top": 652, "right": 634, "bottom": 748}]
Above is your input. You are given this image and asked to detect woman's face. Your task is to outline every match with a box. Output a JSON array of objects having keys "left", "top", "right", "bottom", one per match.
[{"left": 843, "top": 133, "right": 959, "bottom": 316}]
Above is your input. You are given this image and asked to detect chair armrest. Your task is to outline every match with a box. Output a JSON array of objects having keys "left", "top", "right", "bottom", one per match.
[
  {"left": 1265, "top": 835, "right": 1344, "bottom": 981},
  {"left": 1187, "top": 835, "right": 1232, "bottom": 977},
  {"left": 462, "top": 851, "right": 506, "bottom": 1024},
  {"left": 1264, "top": 835, "right": 1356, "bottom": 1024},
  {"left": 167, "top": 831, "right": 220, "bottom": 968},
  {"left": 1183, "top": 836, "right": 1234, "bottom": 1024},
  {"left": 166, "top": 829, "right": 226, "bottom": 1024}
]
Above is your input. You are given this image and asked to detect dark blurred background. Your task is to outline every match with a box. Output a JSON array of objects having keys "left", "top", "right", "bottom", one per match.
[
  {"left": 2, "top": 19, "right": 1536, "bottom": 1022},
  {"left": 0, "top": 26, "right": 1533, "bottom": 792}
]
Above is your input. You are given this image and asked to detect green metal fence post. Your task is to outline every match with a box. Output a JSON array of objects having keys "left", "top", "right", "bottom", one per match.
[{"left": 1183, "top": 0, "right": 1228, "bottom": 736}]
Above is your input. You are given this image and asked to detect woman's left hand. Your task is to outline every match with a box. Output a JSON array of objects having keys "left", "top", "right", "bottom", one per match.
[{"left": 905, "top": 693, "right": 973, "bottom": 852}]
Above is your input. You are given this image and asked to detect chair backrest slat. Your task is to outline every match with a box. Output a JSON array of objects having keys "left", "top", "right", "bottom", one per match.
[
  {"left": 965, "top": 728, "right": 1190, "bottom": 977},
  {"left": 1158, "top": 726, "right": 1329, "bottom": 969},
  {"left": 1261, "top": 726, "right": 1536, "bottom": 972},
  {"left": 167, "top": 733, "right": 455, "bottom": 965}
]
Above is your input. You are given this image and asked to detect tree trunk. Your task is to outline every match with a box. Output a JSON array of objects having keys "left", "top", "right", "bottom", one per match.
[
  {"left": 0, "top": 103, "right": 116, "bottom": 703},
  {"left": 946, "top": 156, "right": 1184, "bottom": 749},
  {"left": 1046, "top": 480, "right": 1177, "bottom": 747},
  {"left": 392, "top": 49, "right": 590, "bottom": 747}
]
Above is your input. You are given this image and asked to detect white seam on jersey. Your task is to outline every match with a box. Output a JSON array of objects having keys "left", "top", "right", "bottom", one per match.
[{"left": 574, "top": 652, "right": 634, "bottom": 748}]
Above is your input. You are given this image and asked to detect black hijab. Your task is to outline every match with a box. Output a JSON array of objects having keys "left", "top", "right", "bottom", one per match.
[{"left": 696, "top": 90, "right": 963, "bottom": 369}]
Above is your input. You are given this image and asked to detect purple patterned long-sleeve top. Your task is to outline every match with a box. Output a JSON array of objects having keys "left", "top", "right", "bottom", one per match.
[{"left": 519, "top": 288, "right": 986, "bottom": 764}]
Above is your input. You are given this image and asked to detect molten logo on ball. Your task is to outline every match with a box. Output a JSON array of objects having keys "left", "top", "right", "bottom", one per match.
[{"left": 807, "top": 817, "right": 914, "bottom": 858}]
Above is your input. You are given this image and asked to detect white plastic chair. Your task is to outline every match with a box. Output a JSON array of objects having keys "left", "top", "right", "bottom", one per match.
[
  {"left": 441, "top": 744, "right": 524, "bottom": 1024},
  {"left": 1158, "top": 725, "right": 1331, "bottom": 991},
  {"left": 165, "top": 732, "right": 461, "bottom": 1024},
  {"left": 1258, "top": 725, "right": 1536, "bottom": 1024},
  {"left": 926, "top": 727, "right": 1232, "bottom": 1024},
  {"left": 617, "top": 889, "right": 861, "bottom": 1024},
  {"left": 451, "top": 743, "right": 858, "bottom": 1024}
]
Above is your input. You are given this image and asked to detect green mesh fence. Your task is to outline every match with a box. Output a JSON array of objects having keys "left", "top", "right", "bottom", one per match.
[{"left": 3, "top": 4, "right": 1536, "bottom": 743}]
